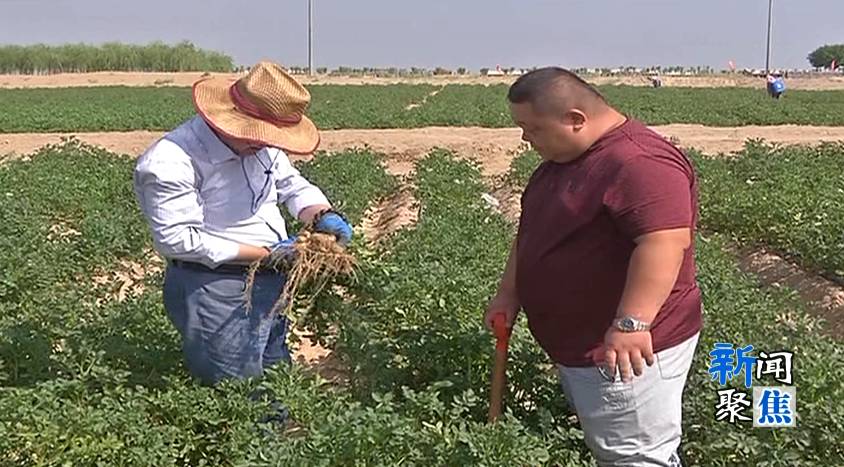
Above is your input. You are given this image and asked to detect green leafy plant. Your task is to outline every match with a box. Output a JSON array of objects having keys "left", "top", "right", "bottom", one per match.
[
  {"left": 694, "top": 141, "right": 844, "bottom": 281},
  {"left": 6, "top": 85, "right": 844, "bottom": 133},
  {"left": 1, "top": 141, "right": 842, "bottom": 465}
]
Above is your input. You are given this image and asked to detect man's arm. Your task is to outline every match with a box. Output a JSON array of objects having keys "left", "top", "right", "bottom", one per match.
[
  {"left": 605, "top": 156, "right": 695, "bottom": 324},
  {"left": 273, "top": 152, "right": 355, "bottom": 244},
  {"left": 274, "top": 152, "right": 331, "bottom": 223},
  {"left": 134, "top": 143, "right": 269, "bottom": 267},
  {"left": 297, "top": 204, "right": 332, "bottom": 224},
  {"left": 600, "top": 228, "right": 690, "bottom": 381},
  {"left": 497, "top": 238, "right": 519, "bottom": 299},
  {"left": 484, "top": 238, "right": 521, "bottom": 330},
  {"left": 234, "top": 244, "right": 275, "bottom": 263},
  {"left": 601, "top": 154, "right": 696, "bottom": 381},
  {"left": 614, "top": 227, "right": 690, "bottom": 324}
]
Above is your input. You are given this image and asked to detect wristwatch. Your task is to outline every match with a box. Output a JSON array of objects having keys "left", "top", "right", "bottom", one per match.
[{"left": 614, "top": 316, "right": 651, "bottom": 332}]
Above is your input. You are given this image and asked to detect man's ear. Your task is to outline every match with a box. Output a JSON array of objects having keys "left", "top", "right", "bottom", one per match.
[{"left": 565, "top": 109, "right": 588, "bottom": 131}]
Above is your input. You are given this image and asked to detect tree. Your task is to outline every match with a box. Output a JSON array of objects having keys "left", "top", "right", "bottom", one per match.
[
  {"left": 807, "top": 44, "right": 844, "bottom": 68},
  {"left": 0, "top": 41, "right": 233, "bottom": 73}
]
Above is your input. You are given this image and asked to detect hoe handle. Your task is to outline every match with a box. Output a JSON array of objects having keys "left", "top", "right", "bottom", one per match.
[{"left": 488, "top": 313, "right": 511, "bottom": 423}]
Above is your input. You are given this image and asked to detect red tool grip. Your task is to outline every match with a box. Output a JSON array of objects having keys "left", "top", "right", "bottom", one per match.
[{"left": 492, "top": 313, "right": 511, "bottom": 350}]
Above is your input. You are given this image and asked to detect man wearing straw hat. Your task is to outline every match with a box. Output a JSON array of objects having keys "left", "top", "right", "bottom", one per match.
[{"left": 133, "top": 61, "right": 353, "bottom": 392}]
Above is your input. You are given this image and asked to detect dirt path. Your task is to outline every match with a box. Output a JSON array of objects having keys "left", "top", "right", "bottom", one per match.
[
  {"left": 3, "top": 125, "right": 844, "bottom": 176},
  {"left": 360, "top": 187, "right": 420, "bottom": 244},
  {"left": 736, "top": 248, "right": 844, "bottom": 337},
  {"left": 3, "top": 71, "right": 844, "bottom": 90},
  {"left": 655, "top": 124, "right": 844, "bottom": 154}
]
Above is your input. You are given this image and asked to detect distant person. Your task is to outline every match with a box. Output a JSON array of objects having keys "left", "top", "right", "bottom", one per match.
[
  {"left": 133, "top": 61, "right": 353, "bottom": 421},
  {"left": 485, "top": 67, "right": 701, "bottom": 466},
  {"left": 650, "top": 73, "right": 663, "bottom": 88},
  {"left": 767, "top": 73, "right": 786, "bottom": 99}
]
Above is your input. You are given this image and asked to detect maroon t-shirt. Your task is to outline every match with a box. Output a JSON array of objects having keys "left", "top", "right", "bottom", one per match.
[{"left": 515, "top": 118, "right": 702, "bottom": 367}]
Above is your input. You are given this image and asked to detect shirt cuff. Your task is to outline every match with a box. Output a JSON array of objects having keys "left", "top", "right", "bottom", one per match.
[
  {"left": 200, "top": 234, "right": 242, "bottom": 268},
  {"left": 284, "top": 188, "right": 330, "bottom": 219}
]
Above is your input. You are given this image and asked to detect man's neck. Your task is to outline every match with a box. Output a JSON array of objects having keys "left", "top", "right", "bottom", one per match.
[
  {"left": 590, "top": 109, "right": 628, "bottom": 141},
  {"left": 560, "top": 109, "right": 627, "bottom": 163}
]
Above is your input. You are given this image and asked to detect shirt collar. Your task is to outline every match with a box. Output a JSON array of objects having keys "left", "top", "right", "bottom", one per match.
[{"left": 190, "top": 116, "right": 239, "bottom": 165}]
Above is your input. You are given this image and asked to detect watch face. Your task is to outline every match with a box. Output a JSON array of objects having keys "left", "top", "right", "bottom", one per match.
[{"left": 621, "top": 317, "right": 635, "bottom": 330}]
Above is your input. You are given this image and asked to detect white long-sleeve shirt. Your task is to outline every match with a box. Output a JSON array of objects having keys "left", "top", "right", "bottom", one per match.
[{"left": 133, "top": 115, "right": 330, "bottom": 268}]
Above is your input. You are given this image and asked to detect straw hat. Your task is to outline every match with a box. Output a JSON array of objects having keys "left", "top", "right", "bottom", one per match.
[{"left": 193, "top": 61, "right": 319, "bottom": 154}]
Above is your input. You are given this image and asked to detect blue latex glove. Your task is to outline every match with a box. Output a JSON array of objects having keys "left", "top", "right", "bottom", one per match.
[
  {"left": 267, "top": 235, "right": 297, "bottom": 259},
  {"left": 314, "top": 211, "right": 353, "bottom": 245}
]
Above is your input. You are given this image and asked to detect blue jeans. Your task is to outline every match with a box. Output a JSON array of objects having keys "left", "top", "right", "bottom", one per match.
[{"left": 163, "top": 263, "right": 291, "bottom": 386}]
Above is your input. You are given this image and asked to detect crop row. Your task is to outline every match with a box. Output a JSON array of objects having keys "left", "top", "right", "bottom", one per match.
[
  {"left": 4, "top": 84, "right": 844, "bottom": 133},
  {"left": 0, "top": 142, "right": 841, "bottom": 465},
  {"left": 695, "top": 141, "right": 844, "bottom": 283}
]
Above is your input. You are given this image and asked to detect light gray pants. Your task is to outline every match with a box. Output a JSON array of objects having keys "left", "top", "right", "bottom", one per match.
[{"left": 558, "top": 332, "right": 700, "bottom": 467}]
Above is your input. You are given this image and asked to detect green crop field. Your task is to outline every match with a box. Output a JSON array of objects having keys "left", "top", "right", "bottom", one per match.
[
  {"left": 2, "top": 62, "right": 843, "bottom": 466},
  {"left": 1, "top": 141, "right": 842, "bottom": 465},
  {"left": 4, "top": 84, "right": 844, "bottom": 132},
  {"left": 695, "top": 141, "right": 844, "bottom": 283}
]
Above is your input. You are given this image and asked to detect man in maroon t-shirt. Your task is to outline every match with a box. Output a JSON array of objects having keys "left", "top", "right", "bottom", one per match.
[{"left": 484, "top": 67, "right": 702, "bottom": 466}]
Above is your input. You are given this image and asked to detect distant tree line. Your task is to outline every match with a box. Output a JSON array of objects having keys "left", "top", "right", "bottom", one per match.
[
  {"left": 0, "top": 41, "right": 234, "bottom": 74},
  {"left": 282, "top": 66, "right": 472, "bottom": 77},
  {"left": 808, "top": 44, "right": 844, "bottom": 69},
  {"left": 5, "top": 41, "right": 841, "bottom": 76}
]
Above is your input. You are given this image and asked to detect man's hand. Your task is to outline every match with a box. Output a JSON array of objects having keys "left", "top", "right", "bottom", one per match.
[
  {"left": 314, "top": 210, "right": 353, "bottom": 245},
  {"left": 265, "top": 236, "right": 298, "bottom": 261},
  {"left": 597, "top": 328, "right": 655, "bottom": 383},
  {"left": 269, "top": 235, "right": 297, "bottom": 252},
  {"left": 484, "top": 292, "right": 520, "bottom": 332},
  {"left": 597, "top": 227, "right": 688, "bottom": 382}
]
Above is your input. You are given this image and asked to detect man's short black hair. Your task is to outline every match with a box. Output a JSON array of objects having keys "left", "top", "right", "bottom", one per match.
[{"left": 507, "top": 67, "right": 608, "bottom": 114}]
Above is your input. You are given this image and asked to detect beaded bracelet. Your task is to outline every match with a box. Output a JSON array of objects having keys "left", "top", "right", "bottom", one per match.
[{"left": 312, "top": 208, "right": 349, "bottom": 227}]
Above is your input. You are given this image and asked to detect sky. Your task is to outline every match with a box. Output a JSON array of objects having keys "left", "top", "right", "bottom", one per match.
[{"left": 1, "top": 0, "right": 842, "bottom": 71}]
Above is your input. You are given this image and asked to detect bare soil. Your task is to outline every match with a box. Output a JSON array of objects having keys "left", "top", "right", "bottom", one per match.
[
  {"left": 3, "top": 71, "right": 844, "bottom": 90},
  {"left": 735, "top": 248, "right": 844, "bottom": 337},
  {"left": 291, "top": 330, "right": 349, "bottom": 385},
  {"left": 3, "top": 125, "right": 844, "bottom": 175},
  {"left": 90, "top": 249, "right": 164, "bottom": 305},
  {"left": 405, "top": 85, "right": 446, "bottom": 110},
  {"left": 488, "top": 183, "right": 523, "bottom": 222},
  {"left": 360, "top": 187, "right": 420, "bottom": 245},
  {"left": 318, "top": 127, "right": 529, "bottom": 177}
]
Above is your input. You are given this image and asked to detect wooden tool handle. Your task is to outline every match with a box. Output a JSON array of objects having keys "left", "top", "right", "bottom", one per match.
[{"left": 488, "top": 345, "right": 509, "bottom": 422}]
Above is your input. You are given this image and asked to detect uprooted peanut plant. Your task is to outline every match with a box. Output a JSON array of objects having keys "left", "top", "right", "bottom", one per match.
[{"left": 243, "top": 230, "right": 357, "bottom": 318}]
